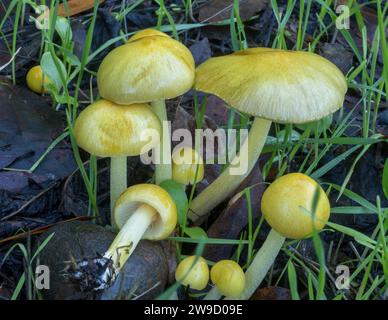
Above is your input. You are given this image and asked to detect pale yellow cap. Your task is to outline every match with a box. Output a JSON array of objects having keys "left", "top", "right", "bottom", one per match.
[
  {"left": 114, "top": 184, "right": 177, "bottom": 240},
  {"left": 127, "top": 28, "right": 169, "bottom": 42},
  {"left": 195, "top": 48, "right": 347, "bottom": 123},
  {"left": 172, "top": 147, "right": 204, "bottom": 185},
  {"left": 210, "top": 260, "right": 245, "bottom": 297},
  {"left": 26, "top": 65, "right": 51, "bottom": 94},
  {"left": 261, "top": 173, "right": 330, "bottom": 239},
  {"left": 74, "top": 99, "right": 161, "bottom": 157},
  {"left": 97, "top": 29, "right": 195, "bottom": 104},
  {"left": 175, "top": 256, "right": 209, "bottom": 290}
]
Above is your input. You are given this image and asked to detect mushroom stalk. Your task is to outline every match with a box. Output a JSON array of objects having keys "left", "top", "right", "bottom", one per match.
[
  {"left": 99, "top": 183, "right": 177, "bottom": 287},
  {"left": 188, "top": 118, "right": 271, "bottom": 221},
  {"left": 104, "top": 204, "right": 157, "bottom": 275},
  {"left": 228, "top": 229, "right": 285, "bottom": 300},
  {"left": 204, "top": 229, "right": 285, "bottom": 300},
  {"left": 151, "top": 99, "right": 172, "bottom": 184},
  {"left": 110, "top": 156, "right": 127, "bottom": 220}
]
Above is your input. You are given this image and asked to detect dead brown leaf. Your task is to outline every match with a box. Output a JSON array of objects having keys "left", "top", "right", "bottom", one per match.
[
  {"left": 198, "top": 0, "right": 268, "bottom": 23},
  {"left": 189, "top": 38, "right": 212, "bottom": 66},
  {"left": 57, "top": 0, "right": 105, "bottom": 17},
  {"left": 202, "top": 162, "right": 265, "bottom": 260},
  {"left": 250, "top": 286, "right": 291, "bottom": 300}
]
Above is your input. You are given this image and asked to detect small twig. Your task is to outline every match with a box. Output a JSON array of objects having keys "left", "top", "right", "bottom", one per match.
[
  {"left": 349, "top": 241, "right": 374, "bottom": 283},
  {"left": 332, "top": 233, "right": 345, "bottom": 265},
  {"left": 0, "top": 47, "right": 21, "bottom": 72},
  {"left": 0, "top": 183, "right": 58, "bottom": 222},
  {"left": 0, "top": 216, "right": 92, "bottom": 245},
  {"left": 132, "top": 281, "right": 162, "bottom": 300}
]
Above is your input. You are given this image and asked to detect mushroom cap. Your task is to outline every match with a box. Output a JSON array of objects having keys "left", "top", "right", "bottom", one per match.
[
  {"left": 114, "top": 184, "right": 177, "bottom": 240},
  {"left": 172, "top": 147, "right": 204, "bottom": 185},
  {"left": 26, "top": 65, "right": 51, "bottom": 94},
  {"left": 97, "top": 29, "right": 195, "bottom": 104},
  {"left": 261, "top": 173, "right": 330, "bottom": 239},
  {"left": 175, "top": 256, "right": 209, "bottom": 290},
  {"left": 195, "top": 48, "right": 347, "bottom": 124},
  {"left": 74, "top": 99, "right": 161, "bottom": 157},
  {"left": 210, "top": 260, "right": 245, "bottom": 297}
]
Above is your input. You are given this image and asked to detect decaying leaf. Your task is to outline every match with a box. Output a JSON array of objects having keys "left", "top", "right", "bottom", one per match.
[
  {"left": 189, "top": 38, "right": 212, "bottom": 66},
  {"left": 202, "top": 162, "right": 265, "bottom": 261},
  {"left": 0, "top": 77, "right": 75, "bottom": 181},
  {"left": 0, "top": 77, "right": 76, "bottom": 229},
  {"left": 198, "top": 0, "right": 268, "bottom": 23},
  {"left": 250, "top": 286, "right": 291, "bottom": 300}
]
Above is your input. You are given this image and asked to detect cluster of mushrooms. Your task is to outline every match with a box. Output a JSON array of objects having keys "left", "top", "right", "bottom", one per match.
[{"left": 28, "top": 28, "right": 347, "bottom": 299}]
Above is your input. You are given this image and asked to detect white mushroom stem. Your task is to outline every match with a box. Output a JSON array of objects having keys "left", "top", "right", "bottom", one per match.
[
  {"left": 188, "top": 118, "right": 272, "bottom": 221},
  {"left": 104, "top": 204, "right": 157, "bottom": 274},
  {"left": 204, "top": 229, "right": 285, "bottom": 300},
  {"left": 110, "top": 156, "right": 127, "bottom": 222},
  {"left": 151, "top": 99, "right": 172, "bottom": 184}
]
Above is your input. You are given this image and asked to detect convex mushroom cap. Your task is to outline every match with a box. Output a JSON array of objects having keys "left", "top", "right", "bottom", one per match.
[
  {"left": 172, "top": 147, "right": 204, "bottom": 185},
  {"left": 175, "top": 256, "right": 209, "bottom": 290},
  {"left": 97, "top": 29, "right": 195, "bottom": 104},
  {"left": 195, "top": 48, "right": 347, "bottom": 124},
  {"left": 261, "top": 173, "right": 330, "bottom": 239},
  {"left": 74, "top": 99, "right": 161, "bottom": 157},
  {"left": 114, "top": 184, "right": 177, "bottom": 240},
  {"left": 26, "top": 65, "right": 52, "bottom": 94},
  {"left": 210, "top": 260, "right": 245, "bottom": 298}
]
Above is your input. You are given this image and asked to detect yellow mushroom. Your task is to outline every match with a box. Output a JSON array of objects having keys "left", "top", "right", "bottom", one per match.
[
  {"left": 227, "top": 173, "right": 330, "bottom": 300},
  {"left": 189, "top": 48, "right": 347, "bottom": 221},
  {"left": 74, "top": 99, "right": 161, "bottom": 222},
  {"left": 97, "top": 29, "right": 195, "bottom": 105},
  {"left": 100, "top": 184, "right": 177, "bottom": 285},
  {"left": 172, "top": 147, "right": 204, "bottom": 187},
  {"left": 175, "top": 256, "right": 209, "bottom": 291},
  {"left": 261, "top": 173, "right": 330, "bottom": 239},
  {"left": 210, "top": 260, "right": 245, "bottom": 298},
  {"left": 97, "top": 29, "right": 195, "bottom": 184},
  {"left": 26, "top": 65, "right": 51, "bottom": 94}
]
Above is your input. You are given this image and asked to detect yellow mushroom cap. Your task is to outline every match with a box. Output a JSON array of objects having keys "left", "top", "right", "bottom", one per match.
[
  {"left": 175, "top": 256, "right": 209, "bottom": 290},
  {"left": 97, "top": 29, "right": 195, "bottom": 104},
  {"left": 172, "top": 147, "right": 204, "bottom": 185},
  {"left": 195, "top": 48, "right": 347, "bottom": 124},
  {"left": 113, "top": 184, "right": 177, "bottom": 240},
  {"left": 210, "top": 260, "right": 245, "bottom": 297},
  {"left": 261, "top": 173, "right": 330, "bottom": 239},
  {"left": 74, "top": 99, "right": 161, "bottom": 157},
  {"left": 26, "top": 65, "right": 51, "bottom": 94},
  {"left": 127, "top": 28, "right": 169, "bottom": 42}
]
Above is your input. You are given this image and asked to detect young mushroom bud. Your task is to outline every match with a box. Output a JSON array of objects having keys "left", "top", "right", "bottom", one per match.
[
  {"left": 99, "top": 184, "right": 177, "bottom": 287},
  {"left": 209, "top": 260, "right": 245, "bottom": 298},
  {"left": 175, "top": 255, "right": 209, "bottom": 291},
  {"left": 228, "top": 173, "right": 330, "bottom": 300},
  {"left": 97, "top": 28, "right": 195, "bottom": 184},
  {"left": 261, "top": 173, "right": 330, "bottom": 239},
  {"left": 26, "top": 65, "right": 51, "bottom": 94},
  {"left": 189, "top": 48, "right": 347, "bottom": 221},
  {"left": 172, "top": 147, "right": 204, "bottom": 188},
  {"left": 74, "top": 100, "right": 161, "bottom": 222}
]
